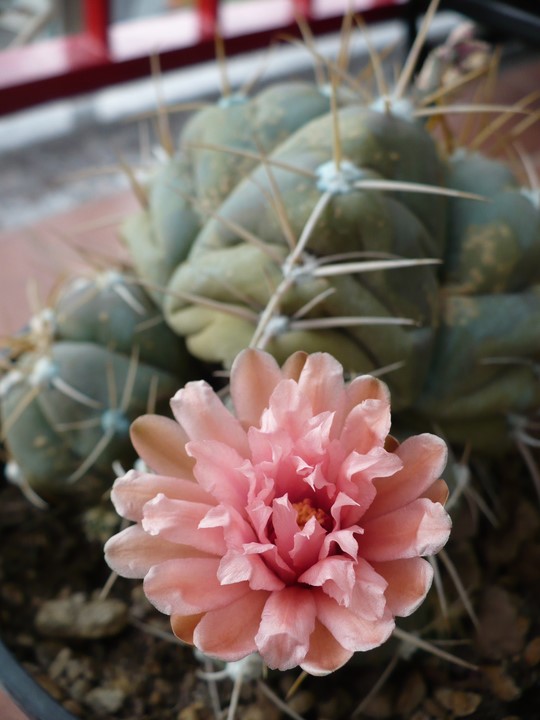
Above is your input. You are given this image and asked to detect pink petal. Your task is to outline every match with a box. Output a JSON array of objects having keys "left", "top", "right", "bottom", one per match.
[
  {"left": 349, "top": 558, "right": 389, "bottom": 621},
  {"left": 246, "top": 500, "right": 273, "bottom": 542},
  {"left": 300, "top": 620, "right": 352, "bottom": 676},
  {"left": 171, "top": 380, "right": 249, "bottom": 456},
  {"left": 104, "top": 524, "right": 204, "bottom": 579},
  {"left": 255, "top": 587, "right": 317, "bottom": 670},
  {"left": 340, "top": 448, "right": 403, "bottom": 487},
  {"left": 345, "top": 374, "right": 390, "bottom": 409},
  {"left": 200, "top": 504, "right": 256, "bottom": 547},
  {"left": 171, "top": 612, "right": 204, "bottom": 645},
  {"left": 315, "top": 591, "right": 395, "bottom": 653},
  {"left": 363, "top": 434, "right": 448, "bottom": 521},
  {"left": 330, "top": 482, "right": 369, "bottom": 528},
  {"left": 244, "top": 542, "right": 298, "bottom": 584},
  {"left": 247, "top": 424, "right": 292, "bottom": 466},
  {"left": 295, "top": 353, "right": 347, "bottom": 433},
  {"left": 422, "top": 478, "right": 449, "bottom": 505},
  {"left": 141, "top": 495, "right": 225, "bottom": 555},
  {"left": 111, "top": 470, "right": 215, "bottom": 522},
  {"left": 143, "top": 557, "right": 250, "bottom": 615},
  {"left": 321, "top": 527, "right": 362, "bottom": 559},
  {"left": 130, "top": 415, "right": 195, "bottom": 477},
  {"left": 358, "top": 498, "right": 452, "bottom": 562},
  {"left": 289, "top": 517, "right": 327, "bottom": 573},
  {"left": 193, "top": 590, "right": 269, "bottom": 661},
  {"left": 260, "top": 380, "right": 313, "bottom": 437},
  {"left": 281, "top": 351, "right": 308, "bottom": 380},
  {"left": 298, "top": 557, "right": 356, "bottom": 606},
  {"left": 271, "top": 495, "right": 301, "bottom": 564},
  {"left": 337, "top": 450, "right": 401, "bottom": 525},
  {"left": 340, "top": 398, "right": 392, "bottom": 455},
  {"left": 187, "top": 440, "right": 250, "bottom": 508},
  {"left": 217, "top": 550, "right": 285, "bottom": 591},
  {"left": 296, "top": 412, "right": 335, "bottom": 462},
  {"left": 371, "top": 557, "right": 434, "bottom": 617},
  {"left": 230, "top": 349, "right": 282, "bottom": 428}
]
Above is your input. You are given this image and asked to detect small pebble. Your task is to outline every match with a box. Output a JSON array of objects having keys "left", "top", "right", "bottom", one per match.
[
  {"left": 422, "top": 698, "right": 446, "bottom": 719},
  {"left": 434, "top": 688, "right": 482, "bottom": 717},
  {"left": 70, "top": 678, "right": 92, "bottom": 702},
  {"left": 524, "top": 636, "right": 540, "bottom": 666},
  {"left": 476, "top": 587, "right": 528, "bottom": 659},
  {"left": 287, "top": 689, "right": 315, "bottom": 715},
  {"left": 395, "top": 671, "right": 426, "bottom": 715},
  {"left": 177, "top": 700, "right": 206, "bottom": 720},
  {"left": 35, "top": 595, "right": 128, "bottom": 639},
  {"left": 483, "top": 665, "right": 521, "bottom": 702},
  {"left": 319, "top": 688, "right": 353, "bottom": 719},
  {"left": 49, "top": 647, "right": 72, "bottom": 680},
  {"left": 1, "top": 582, "right": 25, "bottom": 605},
  {"left": 243, "top": 701, "right": 281, "bottom": 720},
  {"left": 84, "top": 686, "right": 126, "bottom": 715},
  {"left": 63, "top": 699, "right": 83, "bottom": 716},
  {"left": 358, "top": 692, "right": 393, "bottom": 718},
  {"left": 66, "top": 658, "right": 86, "bottom": 682},
  {"left": 409, "top": 712, "right": 432, "bottom": 720}
]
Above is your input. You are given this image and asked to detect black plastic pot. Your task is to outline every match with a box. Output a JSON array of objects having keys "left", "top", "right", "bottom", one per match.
[
  {"left": 0, "top": 638, "right": 77, "bottom": 720},
  {"left": 0, "top": 457, "right": 76, "bottom": 720}
]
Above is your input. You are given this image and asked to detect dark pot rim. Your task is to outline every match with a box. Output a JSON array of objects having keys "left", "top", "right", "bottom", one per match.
[
  {"left": 0, "top": 459, "right": 77, "bottom": 720},
  {"left": 0, "top": 637, "right": 77, "bottom": 720}
]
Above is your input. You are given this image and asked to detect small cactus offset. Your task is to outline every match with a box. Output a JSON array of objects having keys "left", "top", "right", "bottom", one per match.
[{"left": 0, "top": 271, "right": 193, "bottom": 503}]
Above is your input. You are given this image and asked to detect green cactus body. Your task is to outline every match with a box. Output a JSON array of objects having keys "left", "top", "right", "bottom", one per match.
[
  {"left": 122, "top": 157, "right": 200, "bottom": 304},
  {"left": 181, "top": 82, "right": 335, "bottom": 206},
  {"left": 123, "top": 83, "right": 333, "bottom": 303},
  {"left": 118, "top": 39, "right": 540, "bottom": 457},
  {"left": 442, "top": 151, "right": 540, "bottom": 294},
  {"left": 164, "top": 104, "right": 446, "bottom": 409},
  {"left": 187, "top": 104, "right": 447, "bottom": 257},
  {"left": 0, "top": 273, "right": 191, "bottom": 501},
  {"left": 413, "top": 152, "right": 540, "bottom": 450}
]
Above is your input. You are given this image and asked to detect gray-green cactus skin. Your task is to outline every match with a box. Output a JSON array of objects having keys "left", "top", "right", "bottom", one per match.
[
  {"left": 412, "top": 151, "right": 540, "bottom": 450},
  {"left": 164, "top": 103, "right": 447, "bottom": 412},
  {"left": 122, "top": 63, "right": 540, "bottom": 455},
  {"left": 0, "top": 272, "right": 192, "bottom": 502},
  {"left": 122, "top": 83, "right": 333, "bottom": 304}
]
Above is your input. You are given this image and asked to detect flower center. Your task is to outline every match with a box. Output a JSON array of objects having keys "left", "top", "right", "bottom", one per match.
[{"left": 292, "top": 498, "right": 331, "bottom": 531}]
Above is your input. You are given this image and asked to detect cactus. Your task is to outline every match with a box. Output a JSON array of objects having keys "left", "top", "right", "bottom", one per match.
[
  {"left": 118, "top": 11, "right": 540, "bottom": 459},
  {"left": 0, "top": 271, "right": 193, "bottom": 502},
  {"left": 122, "top": 82, "right": 334, "bottom": 303},
  {"left": 163, "top": 101, "right": 448, "bottom": 412}
]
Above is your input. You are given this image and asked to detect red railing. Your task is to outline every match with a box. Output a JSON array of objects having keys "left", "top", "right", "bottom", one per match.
[{"left": 0, "top": 0, "right": 406, "bottom": 117}]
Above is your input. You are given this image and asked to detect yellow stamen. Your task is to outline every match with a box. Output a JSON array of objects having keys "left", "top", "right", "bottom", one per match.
[{"left": 292, "top": 498, "right": 330, "bottom": 530}]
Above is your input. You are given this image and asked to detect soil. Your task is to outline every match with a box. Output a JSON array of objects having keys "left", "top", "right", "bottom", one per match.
[{"left": 1, "top": 457, "right": 540, "bottom": 720}]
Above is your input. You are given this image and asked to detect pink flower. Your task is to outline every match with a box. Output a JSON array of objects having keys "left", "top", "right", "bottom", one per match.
[{"left": 105, "top": 350, "right": 451, "bottom": 675}]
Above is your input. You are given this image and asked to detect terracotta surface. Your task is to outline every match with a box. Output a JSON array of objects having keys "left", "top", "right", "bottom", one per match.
[
  {"left": 0, "top": 191, "right": 135, "bottom": 337},
  {"left": 0, "top": 692, "right": 28, "bottom": 720}
]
